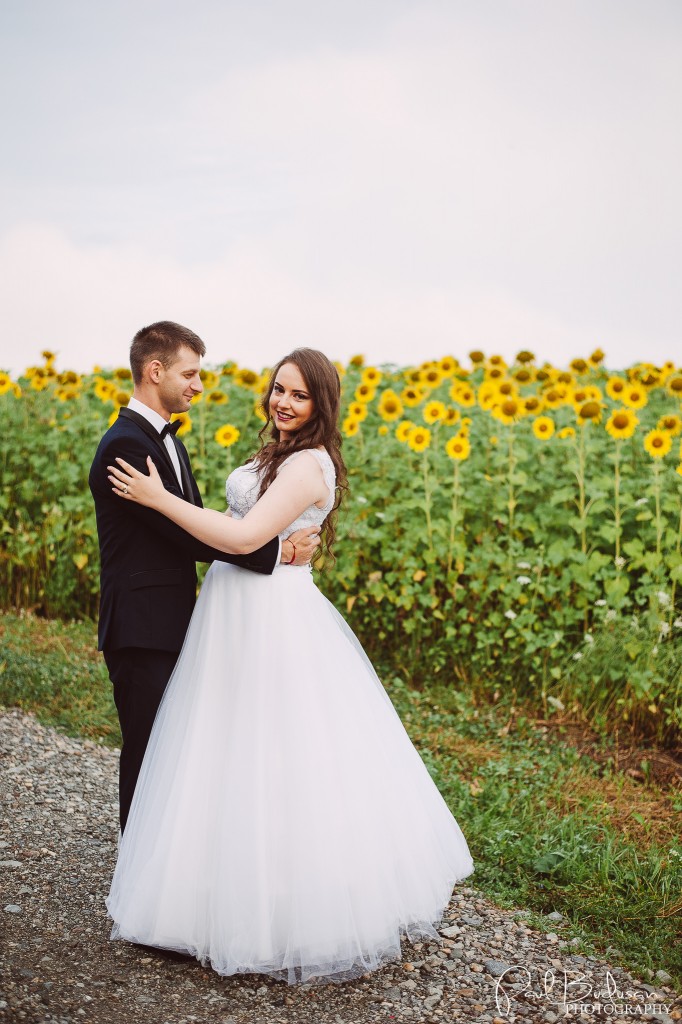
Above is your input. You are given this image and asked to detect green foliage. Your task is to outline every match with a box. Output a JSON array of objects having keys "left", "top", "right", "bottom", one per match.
[{"left": 1, "top": 356, "right": 681, "bottom": 743}]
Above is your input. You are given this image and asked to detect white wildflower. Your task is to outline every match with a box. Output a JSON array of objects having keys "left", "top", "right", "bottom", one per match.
[
  {"left": 674, "top": 618, "right": 682, "bottom": 629},
  {"left": 595, "top": 599, "right": 607, "bottom": 607},
  {"left": 356, "top": 495, "right": 368, "bottom": 504},
  {"left": 605, "top": 609, "right": 617, "bottom": 623},
  {"left": 504, "top": 609, "right": 517, "bottom": 620},
  {"left": 652, "top": 645, "right": 658, "bottom": 656},
  {"left": 635, "top": 497, "right": 649, "bottom": 506},
  {"left": 517, "top": 561, "right": 531, "bottom": 570},
  {"left": 584, "top": 633, "right": 594, "bottom": 644},
  {"left": 656, "top": 591, "right": 671, "bottom": 607},
  {"left": 516, "top": 575, "right": 532, "bottom": 586},
  {"left": 547, "top": 696, "right": 565, "bottom": 711},
  {"left": 572, "top": 652, "right": 583, "bottom": 661},
  {"left": 658, "top": 621, "right": 671, "bottom": 636},
  {"left": 614, "top": 556, "right": 626, "bottom": 569}
]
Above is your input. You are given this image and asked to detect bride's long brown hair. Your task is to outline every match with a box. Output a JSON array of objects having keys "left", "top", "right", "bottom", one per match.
[{"left": 251, "top": 348, "right": 349, "bottom": 564}]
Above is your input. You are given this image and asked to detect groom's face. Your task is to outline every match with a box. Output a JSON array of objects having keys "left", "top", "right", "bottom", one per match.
[{"left": 156, "top": 345, "right": 204, "bottom": 416}]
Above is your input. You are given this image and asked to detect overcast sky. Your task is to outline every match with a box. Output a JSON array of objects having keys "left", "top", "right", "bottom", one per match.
[{"left": 1, "top": 0, "right": 680, "bottom": 375}]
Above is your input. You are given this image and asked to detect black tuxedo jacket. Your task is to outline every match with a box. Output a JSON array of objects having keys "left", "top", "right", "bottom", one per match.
[{"left": 89, "top": 407, "right": 279, "bottom": 653}]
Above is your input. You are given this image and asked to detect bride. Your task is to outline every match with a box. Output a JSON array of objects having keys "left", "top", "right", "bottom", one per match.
[{"left": 105, "top": 347, "right": 474, "bottom": 984}]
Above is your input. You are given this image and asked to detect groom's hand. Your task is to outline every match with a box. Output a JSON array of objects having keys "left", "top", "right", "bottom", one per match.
[{"left": 281, "top": 527, "right": 321, "bottom": 566}]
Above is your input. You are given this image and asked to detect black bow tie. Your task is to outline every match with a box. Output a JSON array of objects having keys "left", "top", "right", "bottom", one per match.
[{"left": 160, "top": 420, "right": 182, "bottom": 439}]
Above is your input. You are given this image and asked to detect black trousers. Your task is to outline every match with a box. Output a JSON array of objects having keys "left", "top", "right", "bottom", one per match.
[{"left": 103, "top": 646, "right": 179, "bottom": 833}]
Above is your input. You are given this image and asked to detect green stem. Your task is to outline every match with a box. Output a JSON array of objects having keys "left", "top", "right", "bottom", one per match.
[
  {"left": 507, "top": 425, "right": 516, "bottom": 571},
  {"left": 614, "top": 439, "right": 622, "bottom": 567},
  {"left": 653, "top": 460, "right": 662, "bottom": 558},
  {"left": 447, "top": 460, "right": 461, "bottom": 577},
  {"left": 422, "top": 449, "right": 434, "bottom": 558},
  {"left": 670, "top": 498, "right": 682, "bottom": 627}
]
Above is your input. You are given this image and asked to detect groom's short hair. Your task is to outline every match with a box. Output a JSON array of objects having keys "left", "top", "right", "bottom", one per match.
[{"left": 130, "top": 321, "right": 207, "bottom": 385}]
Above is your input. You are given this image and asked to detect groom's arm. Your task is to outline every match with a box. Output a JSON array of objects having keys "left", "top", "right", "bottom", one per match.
[{"left": 96, "top": 434, "right": 279, "bottom": 575}]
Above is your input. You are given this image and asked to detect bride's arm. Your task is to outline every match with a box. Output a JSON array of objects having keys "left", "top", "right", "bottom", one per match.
[{"left": 108, "top": 453, "right": 327, "bottom": 555}]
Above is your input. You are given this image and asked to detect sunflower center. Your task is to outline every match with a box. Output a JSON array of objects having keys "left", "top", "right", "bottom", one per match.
[{"left": 613, "top": 413, "right": 629, "bottom": 429}]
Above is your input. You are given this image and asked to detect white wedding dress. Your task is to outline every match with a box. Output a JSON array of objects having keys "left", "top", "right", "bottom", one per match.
[{"left": 106, "top": 448, "right": 474, "bottom": 984}]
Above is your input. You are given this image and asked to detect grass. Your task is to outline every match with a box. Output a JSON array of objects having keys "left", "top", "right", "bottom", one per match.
[{"left": 1, "top": 611, "right": 680, "bottom": 989}]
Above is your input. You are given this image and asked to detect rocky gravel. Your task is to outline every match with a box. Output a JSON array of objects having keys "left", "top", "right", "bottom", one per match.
[{"left": 1, "top": 707, "right": 680, "bottom": 1024}]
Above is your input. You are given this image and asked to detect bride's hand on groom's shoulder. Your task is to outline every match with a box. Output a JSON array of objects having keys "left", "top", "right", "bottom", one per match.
[
  {"left": 108, "top": 456, "right": 166, "bottom": 509},
  {"left": 281, "top": 526, "right": 321, "bottom": 566}
]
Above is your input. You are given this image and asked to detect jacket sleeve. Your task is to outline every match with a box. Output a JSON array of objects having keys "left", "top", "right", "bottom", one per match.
[{"left": 94, "top": 433, "right": 280, "bottom": 575}]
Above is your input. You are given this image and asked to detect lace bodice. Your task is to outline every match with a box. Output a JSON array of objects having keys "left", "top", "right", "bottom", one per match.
[{"left": 226, "top": 448, "right": 336, "bottom": 540}]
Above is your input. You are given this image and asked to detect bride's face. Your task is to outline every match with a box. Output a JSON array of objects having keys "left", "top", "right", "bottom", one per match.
[{"left": 269, "top": 362, "right": 314, "bottom": 439}]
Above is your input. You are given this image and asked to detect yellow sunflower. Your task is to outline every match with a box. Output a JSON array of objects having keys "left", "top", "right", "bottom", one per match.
[
  {"left": 0, "top": 372, "right": 13, "bottom": 395},
  {"left": 491, "top": 397, "right": 522, "bottom": 425},
  {"left": 513, "top": 366, "right": 535, "bottom": 385},
  {"left": 605, "top": 408, "right": 638, "bottom": 440},
  {"left": 438, "top": 356, "right": 459, "bottom": 377},
  {"left": 377, "top": 390, "right": 403, "bottom": 422},
  {"left": 214, "top": 423, "right": 239, "bottom": 447},
  {"left": 235, "top": 368, "right": 259, "bottom": 389},
  {"left": 417, "top": 366, "right": 443, "bottom": 389},
  {"left": 570, "top": 358, "right": 589, "bottom": 375},
  {"left": 206, "top": 390, "right": 228, "bottom": 405},
  {"left": 407, "top": 426, "right": 431, "bottom": 453},
  {"left": 657, "top": 413, "right": 682, "bottom": 436},
  {"left": 576, "top": 400, "right": 602, "bottom": 425},
  {"left": 108, "top": 410, "right": 119, "bottom": 428},
  {"left": 450, "top": 383, "right": 476, "bottom": 407},
  {"left": 354, "top": 383, "right": 376, "bottom": 403},
  {"left": 113, "top": 367, "right": 132, "bottom": 381},
  {"left": 532, "top": 415, "right": 555, "bottom": 440},
  {"left": 643, "top": 429, "right": 672, "bottom": 459},
  {"left": 443, "top": 407, "right": 460, "bottom": 426},
  {"left": 605, "top": 376, "right": 626, "bottom": 401},
  {"left": 347, "top": 401, "right": 368, "bottom": 422},
  {"left": 349, "top": 354, "right": 364, "bottom": 368},
  {"left": 361, "top": 367, "right": 382, "bottom": 387},
  {"left": 445, "top": 434, "right": 471, "bottom": 460},
  {"left": 378, "top": 424, "right": 389, "bottom": 436},
  {"left": 558, "top": 426, "right": 576, "bottom": 439},
  {"left": 55, "top": 386, "right": 79, "bottom": 402},
  {"left": 401, "top": 386, "right": 425, "bottom": 408},
  {"left": 395, "top": 420, "right": 415, "bottom": 442},
  {"left": 666, "top": 375, "right": 682, "bottom": 399},
  {"left": 542, "top": 387, "right": 565, "bottom": 410},
  {"left": 94, "top": 378, "right": 115, "bottom": 401},
  {"left": 58, "top": 370, "right": 81, "bottom": 385},
  {"left": 589, "top": 348, "right": 605, "bottom": 367},
  {"left": 200, "top": 370, "right": 220, "bottom": 390},
  {"left": 523, "top": 395, "right": 544, "bottom": 415},
  {"left": 515, "top": 350, "right": 535, "bottom": 364},
  {"left": 477, "top": 382, "right": 501, "bottom": 410},
  {"left": 468, "top": 350, "right": 485, "bottom": 365},
  {"left": 253, "top": 402, "right": 267, "bottom": 422},
  {"left": 621, "top": 385, "right": 648, "bottom": 410},
  {"left": 170, "top": 412, "right": 192, "bottom": 436},
  {"left": 342, "top": 416, "right": 360, "bottom": 437},
  {"left": 30, "top": 372, "right": 50, "bottom": 391},
  {"left": 423, "top": 400, "right": 447, "bottom": 424}
]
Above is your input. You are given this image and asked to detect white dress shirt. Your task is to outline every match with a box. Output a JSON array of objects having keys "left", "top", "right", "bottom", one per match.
[{"left": 127, "top": 397, "right": 184, "bottom": 493}]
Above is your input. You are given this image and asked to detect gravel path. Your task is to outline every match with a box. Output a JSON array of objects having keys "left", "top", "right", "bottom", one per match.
[{"left": 1, "top": 708, "right": 679, "bottom": 1024}]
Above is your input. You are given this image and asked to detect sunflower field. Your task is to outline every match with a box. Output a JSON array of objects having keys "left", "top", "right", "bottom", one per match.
[{"left": 1, "top": 349, "right": 681, "bottom": 745}]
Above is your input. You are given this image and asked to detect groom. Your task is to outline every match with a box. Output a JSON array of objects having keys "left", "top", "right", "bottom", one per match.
[{"left": 89, "top": 321, "right": 319, "bottom": 832}]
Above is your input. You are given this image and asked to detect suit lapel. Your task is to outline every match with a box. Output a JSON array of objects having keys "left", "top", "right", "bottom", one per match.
[
  {"left": 169, "top": 435, "right": 197, "bottom": 506},
  {"left": 117, "top": 407, "right": 186, "bottom": 495}
]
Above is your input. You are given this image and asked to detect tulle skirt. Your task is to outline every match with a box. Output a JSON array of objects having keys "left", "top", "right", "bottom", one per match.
[{"left": 106, "top": 562, "right": 474, "bottom": 984}]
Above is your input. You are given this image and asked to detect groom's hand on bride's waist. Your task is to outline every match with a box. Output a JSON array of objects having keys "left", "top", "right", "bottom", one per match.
[{"left": 281, "top": 527, "right": 320, "bottom": 566}]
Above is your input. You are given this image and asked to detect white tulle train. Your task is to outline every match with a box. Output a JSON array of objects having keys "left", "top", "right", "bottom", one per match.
[{"left": 106, "top": 562, "right": 474, "bottom": 983}]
